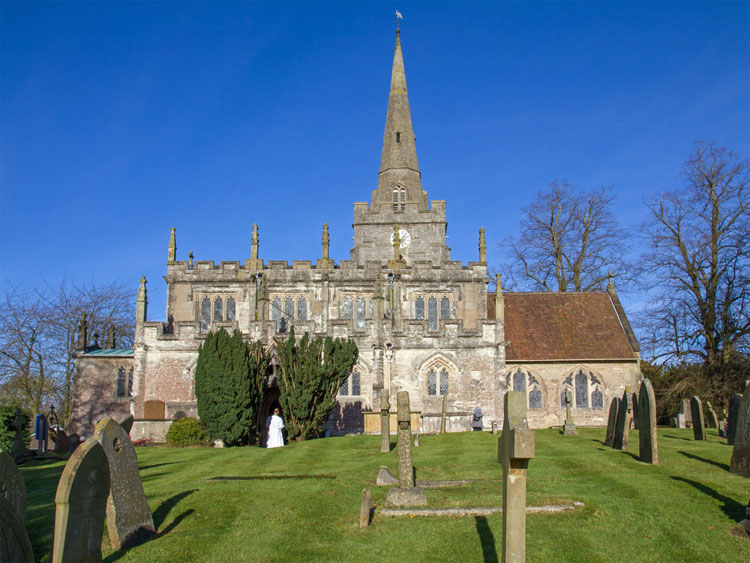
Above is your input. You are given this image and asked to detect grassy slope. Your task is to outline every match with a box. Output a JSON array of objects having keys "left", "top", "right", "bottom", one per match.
[{"left": 21, "top": 428, "right": 750, "bottom": 562}]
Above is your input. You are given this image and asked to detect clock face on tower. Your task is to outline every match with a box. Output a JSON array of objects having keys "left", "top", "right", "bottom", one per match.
[{"left": 390, "top": 228, "right": 411, "bottom": 249}]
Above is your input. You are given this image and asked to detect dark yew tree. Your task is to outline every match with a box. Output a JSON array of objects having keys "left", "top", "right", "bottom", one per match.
[
  {"left": 194, "top": 329, "right": 268, "bottom": 446},
  {"left": 275, "top": 328, "right": 358, "bottom": 441}
]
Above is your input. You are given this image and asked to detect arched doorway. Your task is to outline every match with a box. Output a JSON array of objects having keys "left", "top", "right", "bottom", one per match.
[{"left": 259, "top": 387, "right": 282, "bottom": 447}]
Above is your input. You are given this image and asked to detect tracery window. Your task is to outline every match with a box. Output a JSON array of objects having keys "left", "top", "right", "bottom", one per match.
[
  {"left": 561, "top": 369, "right": 605, "bottom": 409},
  {"left": 342, "top": 297, "right": 353, "bottom": 320},
  {"left": 199, "top": 294, "right": 239, "bottom": 332},
  {"left": 575, "top": 371, "right": 589, "bottom": 408},
  {"left": 440, "top": 297, "right": 450, "bottom": 320},
  {"left": 427, "top": 370, "right": 437, "bottom": 395},
  {"left": 356, "top": 297, "right": 366, "bottom": 330},
  {"left": 284, "top": 297, "right": 294, "bottom": 325},
  {"left": 507, "top": 368, "right": 543, "bottom": 410},
  {"left": 226, "top": 297, "right": 236, "bottom": 321},
  {"left": 271, "top": 297, "right": 281, "bottom": 330},
  {"left": 428, "top": 297, "right": 438, "bottom": 331},
  {"left": 200, "top": 297, "right": 211, "bottom": 332},
  {"left": 439, "top": 368, "right": 449, "bottom": 395},
  {"left": 297, "top": 297, "right": 307, "bottom": 321},
  {"left": 415, "top": 297, "right": 425, "bottom": 320},
  {"left": 339, "top": 369, "right": 362, "bottom": 397},
  {"left": 427, "top": 364, "right": 450, "bottom": 396},
  {"left": 214, "top": 297, "right": 223, "bottom": 322},
  {"left": 351, "top": 370, "right": 361, "bottom": 395},
  {"left": 339, "top": 377, "right": 349, "bottom": 396}
]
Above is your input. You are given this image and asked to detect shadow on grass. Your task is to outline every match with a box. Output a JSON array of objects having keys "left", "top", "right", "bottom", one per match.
[
  {"left": 103, "top": 509, "right": 195, "bottom": 563},
  {"left": 475, "top": 516, "right": 498, "bottom": 563},
  {"left": 619, "top": 451, "right": 640, "bottom": 461},
  {"left": 139, "top": 461, "right": 183, "bottom": 471},
  {"left": 677, "top": 451, "right": 730, "bottom": 471},
  {"left": 670, "top": 477, "right": 745, "bottom": 520},
  {"left": 590, "top": 439, "right": 606, "bottom": 446},
  {"left": 663, "top": 434, "right": 694, "bottom": 442},
  {"left": 153, "top": 489, "right": 198, "bottom": 529}
]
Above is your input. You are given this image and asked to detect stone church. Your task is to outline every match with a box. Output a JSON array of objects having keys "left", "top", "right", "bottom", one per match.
[{"left": 71, "top": 31, "right": 641, "bottom": 441}]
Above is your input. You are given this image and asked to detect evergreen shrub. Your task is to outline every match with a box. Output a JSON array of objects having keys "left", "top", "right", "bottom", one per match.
[
  {"left": 0, "top": 405, "right": 29, "bottom": 453},
  {"left": 166, "top": 417, "right": 209, "bottom": 447}
]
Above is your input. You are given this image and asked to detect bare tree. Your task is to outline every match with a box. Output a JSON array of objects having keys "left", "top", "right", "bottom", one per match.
[
  {"left": 641, "top": 142, "right": 749, "bottom": 370},
  {"left": 503, "top": 181, "right": 629, "bottom": 291}
]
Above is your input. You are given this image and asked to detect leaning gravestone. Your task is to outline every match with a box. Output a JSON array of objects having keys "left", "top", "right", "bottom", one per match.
[
  {"left": 727, "top": 394, "right": 742, "bottom": 445},
  {"left": 385, "top": 391, "right": 427, "bottom": 507},
  {"left": 380, "top": 390, "right": 390, "bottom": 454},
  {"left": 0, "top": 496, "right": 33, "bottom": 563},
  {"left": 119, "top": 414, "right": 135, "bottom": 435},
  {"left": 498, "top": 391, "right": 534, "bottom": 563},
  {"left": 94, "top": 417, "right": 155, "bottom": 549},
  {"left": 0, "top": 450, "right": 27, "bottom": 521},
  {"left": 638, "top": 379, "right": 658, "bottom": 464},
  {"left": 51, "top": 438, "right": 110, "bottom": 563},
  {"left": 613, "top": 392, "right": 633, "bottom": 450},
  {"left": 604, "top": 397, "right": 620, "bottom": 447},
  {"left": 730, "top": 388, "right": 750, "bottom": 477},
  {"left": 704, "top": 401, "right": 719, "bottom": 429},
  {"left": 690, "top": 396, "right": 706, "bottom": 441}
]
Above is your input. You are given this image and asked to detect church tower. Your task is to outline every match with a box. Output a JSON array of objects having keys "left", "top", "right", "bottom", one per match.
[{"left": 350, "top": 30, "right": 450, "bottom": 266}]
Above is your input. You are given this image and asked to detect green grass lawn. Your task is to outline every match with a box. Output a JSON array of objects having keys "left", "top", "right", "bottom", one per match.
[{"left": 20, "top": 428, "right": 750, "bottom": 562}]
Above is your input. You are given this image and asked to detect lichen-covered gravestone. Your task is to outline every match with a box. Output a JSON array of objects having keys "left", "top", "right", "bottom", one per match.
[
  {"left": 51, "top": 438, "right": 110, "bottom": 563},
  {"left": 604, "top": 397, "right": 620, "bottom": 447},
  {"left": 119, "top": 414, "right": 135, "bottom": 434},
  {"left": 729, "top": 388, "right": 750, "bottom": 477},
  {"left": 498, "top": 391, "right": 534, "bottom": 563},
  {"left": 385, "top": 391, "right": 427, "bottom": 507},
  {"left": 637, "top": 379, "right": 658, "bottom": 464},
  {"left": 380, "top": 389, "right": 390, "bottom": 454},
  {"left": 704, "top": 401, "right": 719, "bottom": 429},
  {"left": 613, "top": 391, "right": 633, "bottom": 450},
  {"left": 690, "top": 396, "right": 706, "bottom": 441},
  {"left": 94, "top": 417, "right": 155, "bottom": 549},
  {"left": 0, "top": 450, "right": 27, "bottom": 521},
  {"left": 727, "top": 394, "right": 742, "bottom": 445}
]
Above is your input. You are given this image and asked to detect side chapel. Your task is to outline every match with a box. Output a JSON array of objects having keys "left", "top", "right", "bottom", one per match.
[{"left": 71, "top": 31, "right": 641, "bottom": 441}]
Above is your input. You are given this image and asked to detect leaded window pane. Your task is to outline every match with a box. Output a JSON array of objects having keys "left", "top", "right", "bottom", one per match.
[
  {"left": 342, "top": 297, "right": 353, "bottom": 319},
  {"left": 271, "top": 298, "right": 281, "bottom": 320},
  {"left": 200, "top": 297, "right": 211, "bottom": 332},
  {"left": 351, "top": 370, "right": 361, "bottom": 395},
  {"left": 529, "top": 387, "right": 542, "bottom": 409},
  {"left": 356, "top": 297, "right": 366, "bottom": 330},
  {"left": 284, "top": 297, "right": 294, "bottom": 322},
  {"left": 297, "top": 297, "right": 307, "bottom": 321},
  {"left": 513, "top": 369, "right": 526, "bottom": 392},
  {"left": 592, "top": 387, "right": 604, "bottom": 409},
  {"left": 214, "top": 297, "right": 224, "bottom": 322},
  {"left": 415, "top": 297, "right": 425, "bottom": 320},
  {"left": 339, "top": 377, "right": 348, "bottom": 396},
  {"left": 441, "top": 297, "right": 450, "bottom": 320},
  {"left": 439, "top": 368, "right": 449, "bottom": 395},
  {"left": 226, "top": 297, "right": 236, "bottom": 321},
  {"left": 428, "top": 297, "right": 437, "bottom": 330},
  {"left": 127, "top": 368, "right": 133, "bottom": 397},
  {"left": 575, "top": 370, "right": 588, "bottom": 408},
  {"left": 427, "top": 370, "right": 436, "bottom": 395},
  {"left": 116, "top": 368, "right": 127, "bottom": 397}
]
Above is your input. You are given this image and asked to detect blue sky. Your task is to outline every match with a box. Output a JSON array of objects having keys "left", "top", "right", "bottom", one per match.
[{"left": 2, "top": 1, "right": 748, "bottom": 323}]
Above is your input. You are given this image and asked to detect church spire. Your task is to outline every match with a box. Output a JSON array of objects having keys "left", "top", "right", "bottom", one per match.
[{"left": 375, "top": 29, "right": 424, "bottom": 209}]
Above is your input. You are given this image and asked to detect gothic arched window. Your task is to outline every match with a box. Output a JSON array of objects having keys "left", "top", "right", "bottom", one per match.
[
  {"left": 200, "top": 297, "right": 211, "bottom": 332},
  {"left": 351, "top": 370, "right": 361, "bottom": 395},
  {"left": 427, "top": 369, "right": 437, "bottom": 395},
  {"left": 592, "top": 386, "right": 604, "bottom": 409},
  {"left": 342, "top": 297, "right": 353, "bottom": 320},
  {"left": 116, "top": 367, "right": 127, "bottom": 397},
  {"left": 284, "top": 297, "right": 294, "bottom": 323},
  {"left": 508, "top": 368, "right": 544, "bottom": 410},
  {"left": 339, "top": 377, "right": 349, "bottom": 396},
  {"left": 529, "top": 387, "right": 542, "bottom": 409},
  {"left": 226, "top": 297, "right": 236, "bottom": 321},
  {"left": 356, "top": 297, "right": 366, "bottom": 330},
  {"left": 415, "top": 297, "right": 425, "bottom": 320},
  {"left": 439, "top": 368, "right": 449, "bottom": 395},
  {"left": 575, "top": 370, "right": 589, "bottom": 408},
  {"left": 297, "top": 297, "right": 307, "bottom": 321},
  {"left": 428, "top": 297, "right": 438, "bottom": 331},
  {"left": 440, "top": 297, "right": 450, "bottom": 320},
  {"left": 214, "top": 297, "right": 224, "bottom": 322},
  {"left": 513, "top": 370, "right": 527, "bottom": 392}
]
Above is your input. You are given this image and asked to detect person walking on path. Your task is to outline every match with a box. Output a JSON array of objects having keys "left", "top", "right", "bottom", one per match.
[{"left": 472, "top": 404, "right": 484, "bottom": 431}]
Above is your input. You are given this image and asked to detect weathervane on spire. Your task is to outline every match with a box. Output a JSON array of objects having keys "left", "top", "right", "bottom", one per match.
[{"left": 395, "top": 10, "right": 403, "bottom": 31}]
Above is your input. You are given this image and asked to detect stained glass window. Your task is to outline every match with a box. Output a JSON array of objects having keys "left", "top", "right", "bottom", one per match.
[
  {"left": 351, "top": 370, "right": 361, "bottom": 395},
  {"left": 297, "top": 297, "right": 307, "bottom": 321},
  {"left": 439, "top": 368, "right": 449, "bottom": 395},
  {"left": 441, "top": 297, "right": 450, "bottom": 320},
  {"left": 415, "top": 297, "right": 425, "bottom": 320},
  {"left": 427, "top": 370, "right": 437, "bottom": 395},
  {"left": 226, "top": 297, "right": 236, "bottom": 321},
  {"left": 356, "top": 297, "right": 366, "bottom": 330},
  {"left": 127, "top": 368, "right": 133, "bottom": 397},
  {"left": 575, "top": 370, "right": 588, "bottom": 408},
  {"left": 214, "top": 297, "right": 223, "bottom": 322},
  {"left": 428, "top": 297, "right": 438, "bottom": 330},
  {"left": 116, "top": 367, "right": 127, "bottom": 397},
  {"left": 529, "top": 387, "right": 542, "bottom": 409},
  {"left": 200, "top": 297, "right": 211, "bottom": 332},
  {"left": 592, "top": 386, "right": 604, "bottom": 409},
  {"left": 342, "top": 297, "right": 353, "bottom": 319},
  {"left": 513, "top": 369, "right": 526, "bottom": 392},
  {"left": 339, "top": 377, "right": 348, "bottom": 396}
]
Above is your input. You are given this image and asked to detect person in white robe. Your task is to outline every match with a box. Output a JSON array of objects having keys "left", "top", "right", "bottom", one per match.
[{"left": 266, "top": 408, "right": 285, "bottom": 448}]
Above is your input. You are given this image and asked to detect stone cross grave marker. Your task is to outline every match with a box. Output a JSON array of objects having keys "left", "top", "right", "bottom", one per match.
[
  {"left": 613, "top": 391, "right": 633, "bottom": 450},
  {"left": 562, "top": 389, "right": 577, "bottom": 435},
  {"left": 690, "top": 396, "right": 706, "bottom": 441},
  {"left": 0, "top": 450, "right": 27, "bottom": 521},
  {"left": 380, "top": 389, "right": 390, "bottom": 453},
  {"left": 94, "top": 417, "right": 156, "bottom": 550},
  {"left": 385, "top": 391, "right": 427, "bottom": 507},
  {"left": 604, "top": 397, "right": 620, "bottom": 447},
  {"left": 727, "top": 394, "right": 742, "bottom": 445},
  {"left": 11, "top": 409, "right": 26, "bottom": 463},
  {"left": 637, "top": 379, "right": 658, "bottom": 464},
  {"left": 498, "top": 391, "right": 535, "bottom": 563},
  {"left": 51, "top": 438, "right": 110, "bottom": 563},
  {"left": 730, "top": 387, "right": 750, "bottom": 477}
]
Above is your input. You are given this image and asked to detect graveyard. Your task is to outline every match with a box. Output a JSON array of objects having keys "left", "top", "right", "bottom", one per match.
[{"left": 16, "top": 426, "right": 750, "bottom": 562}]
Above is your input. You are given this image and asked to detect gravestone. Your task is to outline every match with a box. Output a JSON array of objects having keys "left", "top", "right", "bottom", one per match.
[
  {"left": 0, "top": 450, "right": 27, "bottom": 520},
  {"left": 631, "top": 391, "right": 639, "bottom": 430},
  {"left": 66, "top": 433, "right": 81, "bottom": 454},
  {"left": 704, "top": 401, "right": 719, "bottom": 429},
  {"left": 669, "top": 417, "right": 677, "bottom": 428},
  {"left": 728, "top": 394, "right": 742, "bottom": 445},
  {"left": 690, "top": 397, "right": 706, "bottom": 441},
  {"left": 380, "top": 390, "right": 390, "bottom": 454},
  {"left": 612, "top": 392, "right": 633, "bottom": 450},
  {"left": 676, "top": 413, "right": 686, "bottom": 429},
  {"left": 0, "top": 496, "right": 33, "bottom": 563},
  {"left": 637, "top": 379, "right": 658, "bottom": 464},
  {"left": 54, "top": 428, "right": 68, "bottom": 454},
  {"left": 94, "top": 417, "right": 155, "bottom": 549},
  {"left": 413, "top": 432, "right": 420, "bottom": 447},
  {"left": 119, "top": 414, "right": 135, "bottom": 434},
  {"left": 51, "top": 438, "right": 110, "bottom": 563},
  {"left": 562, "top": 389, "right": 577, "bottom": 435},
  {"left": 10, "top": 409, "right": 26, "bottom": 463},
  {"left": 376, "top": 466, "right": 398, "bottom": 485},
  {"left": 730, "top": 388, "right": 750, "bottom": 477},
  {"left": 491, "top": 421, "right": 498, "bottom": 435},
  {"left": 385, "top": 392, "right": 427, "bottom": 507},
  {"left": 359, "top": 489, "right": 371, "bottom": 529},
  {"left": 498, "top": 391, "right": 534, "bottom": 563},
  {"left": 604, "top": 397, "right": 620, "bottom": 447},
  {"left": 681, "top": 399, "right": 693, "bottom": 428}
]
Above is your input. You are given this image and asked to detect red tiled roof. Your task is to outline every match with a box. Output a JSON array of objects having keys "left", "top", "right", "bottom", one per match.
[{"left": 489, "top": 292, "right": 639, "bottom": 361}]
